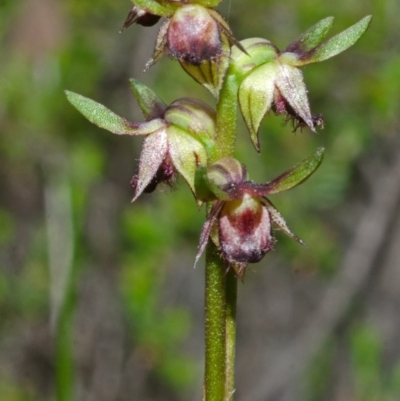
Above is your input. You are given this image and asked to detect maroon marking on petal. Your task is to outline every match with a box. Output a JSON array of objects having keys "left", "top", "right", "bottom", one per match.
[{"left": 219, "top": 198, "right": 275, "bottom": 264}]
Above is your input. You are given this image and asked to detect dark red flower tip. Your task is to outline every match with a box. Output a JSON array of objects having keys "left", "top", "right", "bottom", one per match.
[
  {"left": 121, "top": 6, "right": 161, "bottom": 31},
  {"left": 131, "top": 161, "right": 175, "bottom": 194}
]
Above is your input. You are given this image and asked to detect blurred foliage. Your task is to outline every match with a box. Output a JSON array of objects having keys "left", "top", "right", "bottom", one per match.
[
  {"left": 0, "top": 0, "right": 399, "bottom": 400},
  {"left": 305, "top": 326, "right": 400, "bottom": 401}
]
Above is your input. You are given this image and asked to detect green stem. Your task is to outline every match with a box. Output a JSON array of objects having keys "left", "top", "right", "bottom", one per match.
[
  {"left": 224, "top": 269, "right": 238, "bottom": 400},
  {"left": 204, "top": 71, "right": 240, "bottom": 401},
  {"left": 204, "top": 241, "right": 227, "bottom": 401},
  {"left": 215, "top": 73, "right": 240, "bottom": 159}
]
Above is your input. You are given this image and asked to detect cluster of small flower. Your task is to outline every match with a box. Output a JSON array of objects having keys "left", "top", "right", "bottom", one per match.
[{"left": 66, "top": 0, "right": 370, "bottom": 278}]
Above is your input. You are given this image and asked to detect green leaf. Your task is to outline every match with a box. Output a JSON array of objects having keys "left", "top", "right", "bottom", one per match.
[
  {"left": 129, "top": 79, "right": 167, "bottom": 120},
  {"left": 65, "top": 91, "right": 165, "bottom": 135},
  {"left": 262, "top": 147, "right": 325, "bottom": 194},
  {"left": 298, "top": 15, "right": 372, "bottom": 65},
  {"left": 284, "top": 16, "right": 334, "bottom": 54}
]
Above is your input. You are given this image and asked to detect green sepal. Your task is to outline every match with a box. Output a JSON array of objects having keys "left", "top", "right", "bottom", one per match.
[
  {"left": 174, "top": 0, "right": 222, "bottom": 7},
  {"left": 193, "top": 0, "right": 222, "bottom": 6},
  {"left": 238, "top": 62, "right": 277, "bottom": 151},
  {"left": 284, "top": 16, "right": 334, "bottom": 54},
  {"left": 167, "top": 125, "right": 208, "bottom": 195},
  {"left": 230, "top": 38, "right": 278, "bottom": 79},
  {"left": 65, "top": 91, "right": 165, "bottom": 135},
  {"left": 164, "top": 98, "right": 218, "bottom": 160},
  {"left": 262, "top": 147, "right": 324, "bottom": 194},
  {"left": 295, "top": 15, "right": 372, "bottom": 66},
  {"left": 129, "top": 79, "right": 167, "bottom": 120},
  {"left": 205, "top": 157, "right": 246, "bottom": 201},
  {"left": 180, "top": 35, "right": 230, "bottom": 99},
  {"left": 164, "top": 98, "right": 216, "bottom": 138},
  {"left": 130, "top": 0, "right": 177, "bottom": 16},
  {"left": 145, "top": 19, "right": 170, "bottom": 71}
]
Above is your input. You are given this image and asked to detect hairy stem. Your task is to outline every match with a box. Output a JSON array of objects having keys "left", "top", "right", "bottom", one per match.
[
  {"left": 215, "top": 73, "right": 240, "bottom": 159},
  {"left": 224, "top": 269, "right": 238, "bottom": 400},
  {"left": 204, "top": 71, "right": 240, "bottom": 401},
  {"left": 204, "top": 242, "right": 227, "bottom": 401}
]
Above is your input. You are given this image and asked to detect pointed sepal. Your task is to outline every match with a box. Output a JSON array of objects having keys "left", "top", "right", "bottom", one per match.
[
  {"left": 129, "top": 79, "right": 167, "bottom": 120},
  {"left": 65, "top": 91, "right": 165, "bottom": 135},
  {"left": 167, "top": 126, "right": 208, "bottom": 195},
  {"left": 180, "top": 35, "right": 230, "bottom": 98},
  {"left": 263, "top": 198, "right": 305, "bottom": 245},
  {"left": 132, "top": 129, "right": 169, "bottom": 201},
  {"left": 261, "top": 147, "right": 324, "bottom": 195},
  {"left": 295, "top": 15, "right": 372, "bottom": 66},
  {"left": 275, "top": 63, "right": 314, "bottom": 131},
  {"left": 145, "top": 19, "right": 170, "bottom": 71},
  {"left": 194, "top": 201, "right": 223, "bottom": 267},
  {"left": 239, "top": 63, "right": 277, "bottom": 150},
  {"left": 121, "top": 6, "right": 161, "bottom": 31},
  {"left": 284, "top": 16, "right": 334, "bottom": 54}
]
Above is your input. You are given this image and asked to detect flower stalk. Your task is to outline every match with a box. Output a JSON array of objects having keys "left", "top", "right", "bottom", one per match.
[{"left": 203, "top": 64, "right": 241, "bottom": 401}]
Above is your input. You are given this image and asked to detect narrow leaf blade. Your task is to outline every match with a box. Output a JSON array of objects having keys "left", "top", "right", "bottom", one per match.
[{"left": 129, "top": 79, "right": 167, "bottom": 120}]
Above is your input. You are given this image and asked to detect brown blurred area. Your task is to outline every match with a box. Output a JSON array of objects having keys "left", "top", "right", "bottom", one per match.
[{"left": 1, "top": 1, "right": 400, "bottom": 401}]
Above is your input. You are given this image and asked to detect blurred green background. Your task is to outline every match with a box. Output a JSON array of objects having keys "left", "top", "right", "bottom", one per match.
[{"left": 1, "top": 0, "right": 400, "bottom": 400}]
